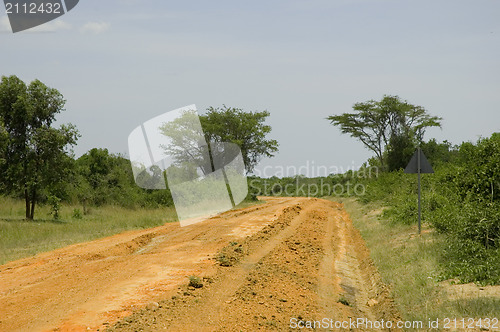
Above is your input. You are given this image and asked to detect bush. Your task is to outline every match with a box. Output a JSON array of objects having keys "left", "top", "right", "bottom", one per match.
[
  {"left": 351, "top": 134, "right": 500, "bottom": 284},
  {"left": 47, "top": 195, "right": 61, "bottom": 220},
  {"left": 442, "top": 237, "right": 500, "bottom": 285},
  {"left": 72, "top": 208, "right": 83, "bottom": 219},
  {"left": 188, "top": 275, "right": 203, "bottom": 288}
]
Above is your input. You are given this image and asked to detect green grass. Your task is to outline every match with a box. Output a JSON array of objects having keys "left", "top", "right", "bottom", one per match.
[
  {"left": 0, "top": 196, "right": 262, "bottom": 265},
  {"left": 234, "top": 198, "right": 265, "bottom": 210},
  {"left": 331, "top": 197, "right": 500, "bottom": 327},
  {"left": 0, "top": 196, "right": 177, "bottom": 265},
  {"left": 451, "top": 297, "right": 500, "bottom": 317}
]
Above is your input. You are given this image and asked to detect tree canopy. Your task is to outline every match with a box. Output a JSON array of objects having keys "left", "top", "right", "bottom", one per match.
[
  {"left": 327, "top": 95, "right": 442, "bottom": 170},
  {"left": 160, "top": 106, "right": 278, "bottom": 175},
  {"left": 0, "top": 75, "right": 79, "bottom": 219},
  {"left": 200, "top": 106, "right": 279, "bottom": 174}
]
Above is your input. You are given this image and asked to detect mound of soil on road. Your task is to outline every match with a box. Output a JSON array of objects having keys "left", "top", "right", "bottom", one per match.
[
  {"left": 0, "top": 197, "right": 399, "bottom": 331},
  {"left": 108, "top": 198, "right": 400, "bottom": 331}
]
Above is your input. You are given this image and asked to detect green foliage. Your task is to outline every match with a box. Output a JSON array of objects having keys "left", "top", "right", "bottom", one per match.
[
  {"left": 0, "top": 200, "right": 177, "bottom": 264},
  {"left": 245, "top": 177, "right": 260, "bottom": 201},
  {"left": 386, "top": 133, "right": 416, "bottom": 171},
  {"left": 353, "top": 134, "right": 500, "bottom": 285},
  {"left": 216, "top": 252, "right": 235, "bottom": 266},
  {"left": 72, "top": 148, "right": 173, "bottom": 209},
  {"left": 159, "top": 110, "right": 210, "bottom": 175},
  {"left": 328, "top": 95, "right": 442, "bottom": 169},
  {"left": 442, "top": 237, "right": 500, "bottom": 285},
  {"left": 47, "top": 194, "right": 61, "bottom": 220},
  {"left": 0, "top": 75, "right": 79, "bottom": 219},
  {"left": 453, "top": 133, "right": 500, "bottom": 202},
  {"left": 338, "top": 296, "right": 351, "bottom": 306},
  {"left": 72, "top": 208, "right": 82, "bottom": 219},
  {"left": 420, "top": 139, "right": 459, "bottom": 167},
  {"left": 188, "top": 275, "right": 204, "bottom": 288},
  {"left": 201, "top": 106, "right": 279, "bottom": 173},
  {"left": 158, "top": 106, "right": 278, "bottom": 175},
  {"left": 247, "top": 170, "right": 380, "bottom": 199}
]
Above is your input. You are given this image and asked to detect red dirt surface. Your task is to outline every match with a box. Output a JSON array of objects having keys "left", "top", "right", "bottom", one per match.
[{"left": 0, "top": 197, "right": 399, "bottom": 331}]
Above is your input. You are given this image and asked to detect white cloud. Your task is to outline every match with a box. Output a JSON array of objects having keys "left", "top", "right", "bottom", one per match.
[
  {"left": 80, "top": 22, "right": 110, "bottom": 34},
  {"left": 27, "top": 20, "right": 71, "bottom": 33}
]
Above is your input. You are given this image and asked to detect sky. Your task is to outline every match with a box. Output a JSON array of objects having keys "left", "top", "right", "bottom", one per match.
[{"left": 2, "top": 0, "right": 499, "bottom": 177}]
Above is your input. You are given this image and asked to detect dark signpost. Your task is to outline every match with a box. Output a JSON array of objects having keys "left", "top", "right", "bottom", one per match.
[{"left": 404, "top": 148, "right": 434, "bottom": 234}]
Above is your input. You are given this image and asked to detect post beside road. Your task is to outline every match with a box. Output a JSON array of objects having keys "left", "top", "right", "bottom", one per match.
[{"left": 404, "top": 148, "right": 434, "bottom": 234}]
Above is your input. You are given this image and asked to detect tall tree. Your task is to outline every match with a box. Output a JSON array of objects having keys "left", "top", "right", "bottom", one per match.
[
  {"left": 159, "top": 109, "right": 210, "bottom": 176},
  {"left": 200, "top": 106, "right": 279, "bottom": 173},
  {"left": 160, "top": 106, "right": 278, "bottom": 174},
  {"left": 0, "top": 75, "right": 79, "bottom": 219},
  {"left": 0, "top": 118, "right": 7, "bottom": 167},
  {"left": 327, "top": 95, "right": 442, "bottom": 169}
]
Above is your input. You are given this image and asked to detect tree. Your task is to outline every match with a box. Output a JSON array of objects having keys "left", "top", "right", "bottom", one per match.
[
  {"left": 0, "top": 75, "right": 79, "bottom": 219},
  {"left": 75, "top": 148, "right": 138, "bottom": 206},
  {"left": 159, "top": 106, "right": 278, "bottom": 175},
  {"left": 0, "top": 118, "right": 7, "bottom": 167},
  {"left": 420, "top": 139, "right": 458, "bottom": 167},
  {"left": 385, "top": 133, "right": 416, "bottom": 171},
  {"left": 159, "top": 109, "right": 211, "bottom": 176},
  {"left": 327, "top": 95, "right": 442, "bottom": 169},
  {"left": 200, "top": 106, "right": 279, "bottom": 174}
]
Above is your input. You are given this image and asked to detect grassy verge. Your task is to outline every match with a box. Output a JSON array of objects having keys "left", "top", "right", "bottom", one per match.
[
  {"left": 330, "top": 197, "right": 500, "bottom": 327},
  {"left": 0, "top": 196, "right": 177, "bottom": 265},
  {"left": 0, "top": 196, "right": 262, "bottom": 265}
]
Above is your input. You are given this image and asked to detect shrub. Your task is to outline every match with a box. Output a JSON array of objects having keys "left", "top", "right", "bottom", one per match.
[
  {"left": 188, "top": 275, "right": 203, "bottom": 288},
  {"left": 47, "top": 195, "right": 61, "bottom": 220},
  {"left": 351, "top": 134, "right": 500, "bottom": 284},
  {"left": 72, "top": 208, "right": 83, "bottom": 219}
]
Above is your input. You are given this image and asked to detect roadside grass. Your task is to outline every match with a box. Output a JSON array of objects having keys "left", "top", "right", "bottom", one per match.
[
  {"left": 234, "top": 198, "right": 265, "bottom": 210},
  {"left": 330, "top": 197, "right": 500, "bottom": 327},
  {"left": 451, "top": 297, "right": 500, "bottom": 318},
  {"left": 0, "top": 196, "right": 177, "bottom": 265},
  {"left": 0, "top": 196, "right": 263, "bottom": 265}
]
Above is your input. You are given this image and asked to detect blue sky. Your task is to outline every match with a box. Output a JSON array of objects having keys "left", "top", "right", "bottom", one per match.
[{"left": 2, "top": 0, "right": 499, "bottom": 176}]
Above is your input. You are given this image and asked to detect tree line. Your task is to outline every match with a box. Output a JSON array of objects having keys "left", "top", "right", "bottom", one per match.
[
  {"left": 0, "top": 76, "right": 278, "bottom": 219},
  {"left": 326, "top": 95, "right": 499, "bottom": 284}
]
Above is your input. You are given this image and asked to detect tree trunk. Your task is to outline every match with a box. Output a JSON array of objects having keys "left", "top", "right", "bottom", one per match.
[
  {"left": 29, "top": 187, "right": 36, "bottom": 219},
  {"left": 377, "top": 153, "right": 386, "bottom": 172},
  {"left": 25, "top": 188, "right": 31, "bottom": 219},
  {"left": 82, "top": 198, "right": 87, "bottom": 215}
]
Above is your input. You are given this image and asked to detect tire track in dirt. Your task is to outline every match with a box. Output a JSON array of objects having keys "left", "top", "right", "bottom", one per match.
[
  {"left": 0, "top": 197, "right": 300, "bottom": 332},
  {"left": 0, "top": 197, "right": 399, "bottom": 331},
  {"left": 317, "top": 205, "right": 345, "bottom": 322},
  {"left": 109, "top": 198, "right": 400, "bottom": 331},
  {"left": 177, "top": 202, "right": 304, "bottom": 330},
  {"left": 334, "top": 206, "right": 401, "bottom": 329}
]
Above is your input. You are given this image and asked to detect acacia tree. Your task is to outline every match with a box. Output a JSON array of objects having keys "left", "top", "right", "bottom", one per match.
[
  {"left": 327, "top": 95, "right": 442, "bottom": 170},
  {"left": 0, "top": 75, "right": 79, "bottom": 219}
]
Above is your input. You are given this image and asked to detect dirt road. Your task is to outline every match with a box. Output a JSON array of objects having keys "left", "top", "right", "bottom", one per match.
[{"left": 0, "top": 197, "right": 399, "bottom": 331}]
